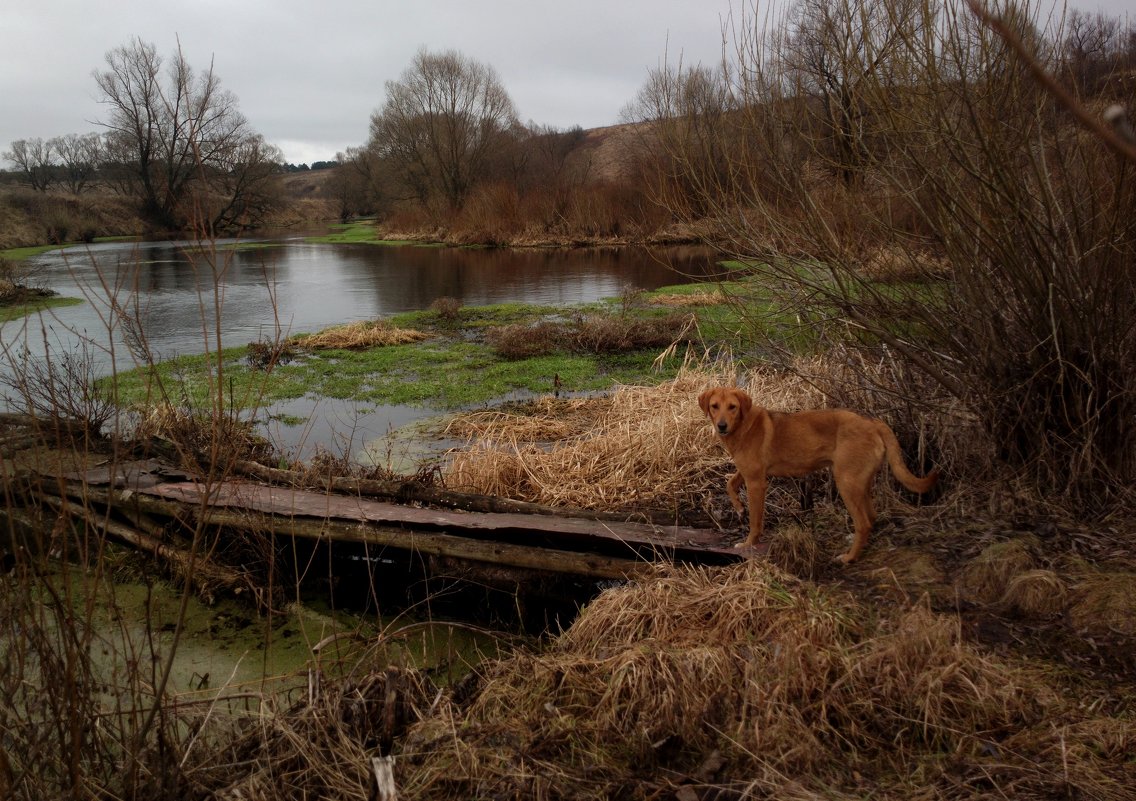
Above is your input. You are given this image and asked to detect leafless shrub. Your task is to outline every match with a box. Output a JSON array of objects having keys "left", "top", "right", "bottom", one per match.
[
  {"left": 484, "top": 320, "right": 564, "bottom": 359},
  {"left": 429, "top": 295, "right": 464, "bottom": 322},
  {"left": 569, "top": 311, "right": 692, "bottom": 354},
  {"left": 2, "top": 344, "right": 116, "bottom": 434},
  {"left": 0, "top": 256, "right": 51, "bottom": 300},
  {"left": 484, "top": 312, "right": 693, "bottom": 361},
  {"left": 246, "top": 336, "right": 296, "bottom": 370}
]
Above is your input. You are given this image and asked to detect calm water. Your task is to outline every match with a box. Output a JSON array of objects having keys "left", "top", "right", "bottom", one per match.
[{"left": 2, "top": 232, "right": 716, "bottom": 459}]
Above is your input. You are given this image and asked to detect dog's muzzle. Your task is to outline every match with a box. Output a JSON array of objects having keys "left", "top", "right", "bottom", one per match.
[{"left": 716, "top": 421, "right": 729, "bottom": 435}]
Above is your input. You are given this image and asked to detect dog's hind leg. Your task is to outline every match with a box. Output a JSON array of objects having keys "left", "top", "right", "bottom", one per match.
[
  {"left": 740, "top": 472, "right": 768, "bottom": 548},
  {"left": 832, "top": 467, "right": 878, "bottom": 563}
]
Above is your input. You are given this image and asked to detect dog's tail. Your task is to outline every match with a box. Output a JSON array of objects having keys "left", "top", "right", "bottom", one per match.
[{"left": 877, "top": 421, "right": 939, "bottom": 494}]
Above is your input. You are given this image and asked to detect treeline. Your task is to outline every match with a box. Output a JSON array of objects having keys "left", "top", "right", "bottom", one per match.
[
  {"left": 4, "top": 38, "right": 284, "bottom": 233},
  {"left": 5, "top": 6, "right": 1133, "bottom": 252},
  {"left": 331, "top": 49, "right": 665, "bottom": 244},
  {"left": 280, "top": 161, "right": 338, "bottom": 173},
  {"left": 327, "top": 7, "right": 1136, "bottom": 245}
]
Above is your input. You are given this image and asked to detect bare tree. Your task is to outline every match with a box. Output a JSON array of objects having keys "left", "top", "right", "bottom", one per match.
[
  {"left": 3, "top": 138, "right": 56, "bottom": 191},
  {"left": 1062, "top": 9, "right": 1132, "bottom": 93},
  {"left": 782, "top": 0, "right": 926, "bottom": 184},
  {"left": 368, "top": 48, "right": 519, "bottom": 215},
  {"left": 93, "top": 38, "right": 281, "bottom": 230},
  {"left": 332, "top": 145, "right": 384, "bottom": 219},
  {"left": 49, "top": 132, "right": 103, "bottom": 194}
]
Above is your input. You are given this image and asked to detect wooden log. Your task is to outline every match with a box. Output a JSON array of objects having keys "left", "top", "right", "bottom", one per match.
[
  {"left": 74, "top": 484, "right": 656, "bottom": 580},
  {"left": 233, "top": 459, "right": 685, "bottom": 526},
  {"left": 0, "top": 411, "right": 93, "bottom": 438},
  {"left": 38, "top": 492, "right": 258, "bottom": 603}
]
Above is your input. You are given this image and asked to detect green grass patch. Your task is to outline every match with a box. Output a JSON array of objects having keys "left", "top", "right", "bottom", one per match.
[
  {"left": 106, "top": 295, "right": 705, "bottom": 412},
  {"left": 107, "top": 337, "right": 682, "bottom": 411},
  {"left": 0, "top": 244, "right": 65, "bottom": 262},
  {"left": 0, "top": 295, "right": 83, "bottom": 322},
  {"left": 304, "top": 221, "right": 445, "bottom": 247}
]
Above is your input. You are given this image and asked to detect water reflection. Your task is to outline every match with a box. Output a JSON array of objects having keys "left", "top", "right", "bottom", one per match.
[
  {"left": 11, "top": 237, "right": 714, "bottom": 362},
  {"left": 3, "top": 234, "right": 718, "bottom": 458}
]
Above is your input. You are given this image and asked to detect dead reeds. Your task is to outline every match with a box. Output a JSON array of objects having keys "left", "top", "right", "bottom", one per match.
[
  {"left": 444, "top": 361, "right": 829, "bottom": 517},
  {"left": 191, "top": 666, "right": 436, "bottom": 800},
  {"left": 291, "top": 320, "right": 430, "bottom": 350},
  {"left": 390, "top": 560, "right": 1133, "bottom": 800}
]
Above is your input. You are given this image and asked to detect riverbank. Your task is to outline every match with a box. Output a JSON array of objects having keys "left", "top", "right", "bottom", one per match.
[
  {"left": 4, "top": 222, "right": 1134, "bottom": 800},
  {"left": 13, "top": 359, "right": 1133, "bottom": 800},
  {"left": 179, "top": 360, "right": 1136, "bottom": 799}
]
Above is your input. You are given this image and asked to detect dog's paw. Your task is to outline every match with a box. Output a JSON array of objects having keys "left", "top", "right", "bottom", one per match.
[{"left": 834, "top": 552, "right": 855, "bottom": 565}]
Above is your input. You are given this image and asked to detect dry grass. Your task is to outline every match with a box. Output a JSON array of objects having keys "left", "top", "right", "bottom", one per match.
[
  {"left": 444, "top": 396, "right": 606, "bottom": 444},
  {"left": 444, "top": 362, "right": 743, "bottom": 512},
  {"left": 856, "top": 245, "right": 952, "bottom": 282},
  {"left": 648, "top": 290, "right": 725, "bottom": 306},
  {"left": 956, "top": 537, "right": 1040, "bottom": 605},
  {"left": 766, "top": 522, "right": 822, "bottom": 577},
  {"left": 291, "top": 320, "right": 430, "bottom": 350},
  {"left": 191, "top": 666, "right": 435, "bottom": 800},
  {"left": 130, "top": 402, "right": 274, "bottom": 468},
  {"left": 444, "top": 360, "right": 841, "bottom": 518},
  {"left": 1068, "top": 564, "right": 1136, "bottom": 640},
  {"left": 1001, "top": 569, "right": 1068, "bottom": 618},
  {"left": 390, "top": 560, "right": 1132, "bottom": 800}
]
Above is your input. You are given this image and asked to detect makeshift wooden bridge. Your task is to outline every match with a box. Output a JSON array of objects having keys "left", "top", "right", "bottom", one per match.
[{"left": 43, "top": 457, "right": 753, "bottom": 582}]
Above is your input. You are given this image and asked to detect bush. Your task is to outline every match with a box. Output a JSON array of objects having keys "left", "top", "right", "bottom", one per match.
[
  {"left": 570, "top": 312, "right": 691, "bottom": 355},
  {"left": 430, "top": 296, "right": 463, "bottom": 322},
  {"left": 485, "top": 321, "right": 565, "bottom": 359},
  {"left": 246, "top": 337, "right": 296, "bottom": 370}
]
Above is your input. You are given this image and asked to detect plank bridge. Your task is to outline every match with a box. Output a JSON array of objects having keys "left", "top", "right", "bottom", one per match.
[{"left": 30, "top": 456, "right": 753, "bottom": 587}]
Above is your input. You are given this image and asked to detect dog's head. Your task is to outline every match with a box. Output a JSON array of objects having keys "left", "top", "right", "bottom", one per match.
[{"left": 698, "top": 386, "right": 752, "bottom": 437}]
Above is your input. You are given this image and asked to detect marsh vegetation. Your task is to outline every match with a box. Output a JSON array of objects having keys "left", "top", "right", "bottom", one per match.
[{"left": 2, "top": 0, "right": 1135, "bottom": 799}]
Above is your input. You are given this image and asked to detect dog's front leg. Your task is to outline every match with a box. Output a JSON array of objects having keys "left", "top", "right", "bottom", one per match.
[
  {"left": 739, "top": 472, "right": 767, "bottom": 548},
  {"left": 726, "top": 471, "right": 745, "bottom": 515}
]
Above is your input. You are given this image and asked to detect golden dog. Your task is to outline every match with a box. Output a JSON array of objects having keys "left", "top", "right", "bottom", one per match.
[{"left": 698, "top": 386, "right": 939, "bottom": 563}]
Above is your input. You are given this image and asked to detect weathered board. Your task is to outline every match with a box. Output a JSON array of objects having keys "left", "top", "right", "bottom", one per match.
[
  {"left": 139, "top": 480, "right": 751, "bottom": 577},
  {"left": 44, "top": 458, "right": 759, "bottom": 579}
]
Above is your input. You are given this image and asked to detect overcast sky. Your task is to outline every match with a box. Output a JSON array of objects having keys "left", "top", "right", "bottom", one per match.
[{"left": 2, "top": 0, "right": 1129, "bottom": 167}]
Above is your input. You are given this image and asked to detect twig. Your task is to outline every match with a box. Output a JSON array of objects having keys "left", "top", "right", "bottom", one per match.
[{"left": 965, "top": 0, "right": 1136, "bottom": 162}]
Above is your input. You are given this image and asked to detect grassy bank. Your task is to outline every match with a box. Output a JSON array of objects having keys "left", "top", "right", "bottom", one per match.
[
  {"left": 105, "top": 287, "right": 751, "bottom": 412},
  {"left": 303, "top": 219, "right": 445, "bottom": 247}
]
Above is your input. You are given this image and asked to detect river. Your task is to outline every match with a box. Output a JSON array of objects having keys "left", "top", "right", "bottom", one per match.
[{"left": 2, "top": 231, "right": 717, "bottom": 460}]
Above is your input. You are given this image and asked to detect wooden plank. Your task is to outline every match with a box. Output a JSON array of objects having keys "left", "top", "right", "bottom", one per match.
[
  {"left": 98, "top": 486, "right": 661, "bottom": 579},
  {"left": 142, "top": 480, "right": 744, "bottom": 561}
]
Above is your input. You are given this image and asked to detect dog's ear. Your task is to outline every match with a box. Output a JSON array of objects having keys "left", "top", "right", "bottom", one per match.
[
  {"left": 733, "top": 389, "right": 752, "bottom": 417},
  {"left": 697, "top": 389, "right": 712, "bottom": 415}
]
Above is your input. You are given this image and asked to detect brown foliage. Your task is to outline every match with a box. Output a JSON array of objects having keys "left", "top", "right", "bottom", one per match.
[
  {"left": 290, "top": 320, "right": 430, "bottom": 350},
  {"left": 485, "top": 311, "right": 693, "bottom": 360},
  {"left": 392, "top": 561, "right": 1132, "bottom": 800}
]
